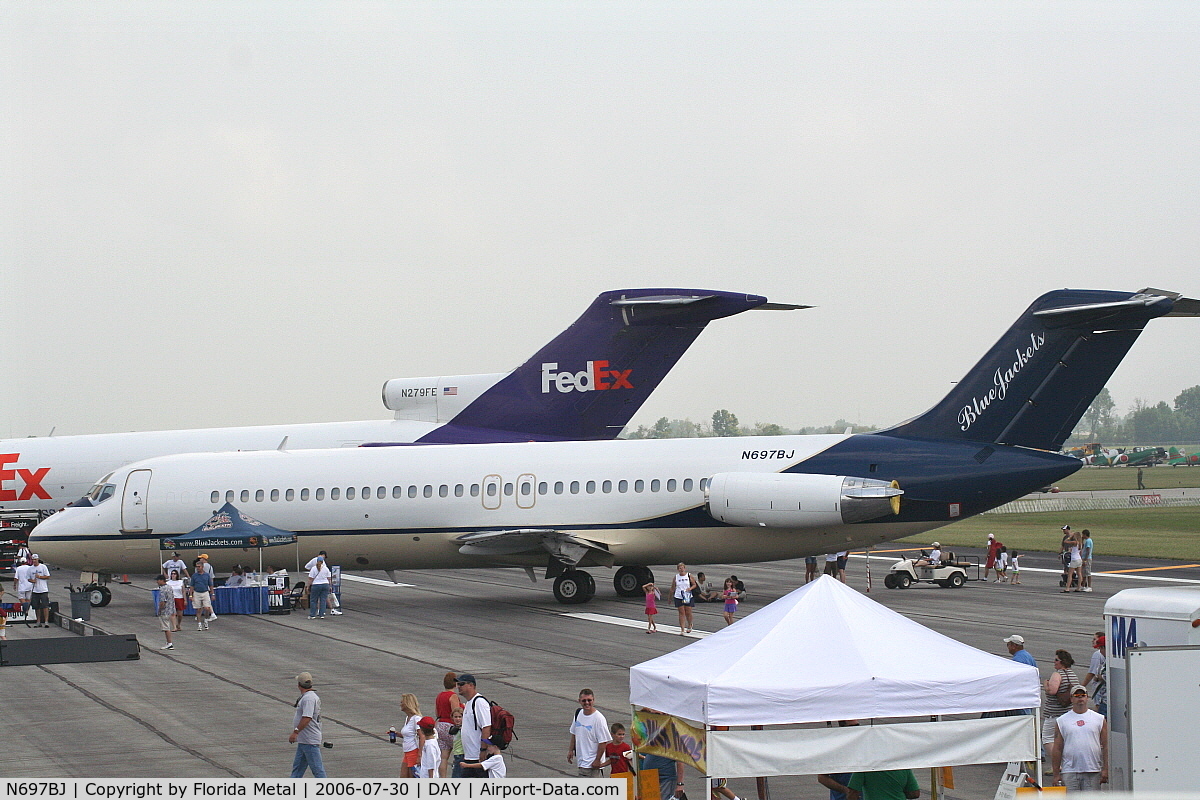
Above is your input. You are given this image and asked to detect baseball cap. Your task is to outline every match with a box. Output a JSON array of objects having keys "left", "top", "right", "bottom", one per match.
[
  {"left": 1070, "top": 685, "right": 1089, "bottom": 695},
  {"left": 931, "top": 542, "right": 940, "bottom": 548},
  {"left": 457, "top": 673, "right": 476, "bottom": 685},
  {"left": 200, "top": 553, "right": 210, "bottom": 559},
  {"left": 296, "top": 671, "right": 314, "bottom": 688},
  {"left": 31, "top": 553, "right": 40, "bottom": 559},
  {"left": 418, "top": 716, "right": 436, "bottom": 730},
  {"left": 987, "top": 533, "right": 995, "bottom": 539},
  {"left": 1003, "top": 635, "right": 1025, "bottom": 645},
  {"left": 1061, "top": 525, "right": 1071, "bottom": 531}
]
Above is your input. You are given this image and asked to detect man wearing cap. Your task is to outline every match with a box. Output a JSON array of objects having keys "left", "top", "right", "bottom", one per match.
[
  {"left": 1003, "top": 634, "right": 1036, "bottom": 667},
  {"left": 457, "top": 674, "right": 491, "bottom": 778},
  {"left": 289, "top": 671, "right": 327, "bottom": 778},
  {"left": 13, "top": 557, "right": 34, "bottom": 619},
  {"left": 983, "top": 533, "right": 1001, "bottom": 581},
  {"left": 162, "top": 551, "right": 189, "bottom": 580},
  {"left": 913, "top": 543, "right": 942, "bottom": 570},
  {"left": 29, "top": 554, "right": 51, "bottom": 627},
  {"left": 568, "top": 688, "right": 612, "bottom": 777},
  {"left": 1051, "top": 684, "right": 1108, "bottom": 791}
]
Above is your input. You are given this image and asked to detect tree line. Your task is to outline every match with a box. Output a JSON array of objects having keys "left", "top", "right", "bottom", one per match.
[
  {"left": 624, "top": 410, "right": 878, "bottom": 439},
  {"left": 1069, "top": 385, "right": 1200, "bottom": 445}
]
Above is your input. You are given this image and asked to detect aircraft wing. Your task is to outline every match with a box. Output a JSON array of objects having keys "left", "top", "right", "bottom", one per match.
[{"left": 454, "top": 529, "right": 615, "bottom": 568}]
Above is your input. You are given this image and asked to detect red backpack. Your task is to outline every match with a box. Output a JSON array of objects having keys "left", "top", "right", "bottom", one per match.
[{"left": 473, "top": 695, "right": 518, "bottom": 750}]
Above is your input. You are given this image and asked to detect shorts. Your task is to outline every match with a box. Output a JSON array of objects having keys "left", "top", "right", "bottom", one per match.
[
  {"left": 1082, "top": 559, "right": 1092, "bottom": 578},
  {"left": 17, "top": 590, "right": 31, "bottom": 602},
  {"left": 1041, "top": 714, "right": 1064, "bottom": 745},
  {"left": 805, "top": 556, "right": 817, "bottom": 565},
  {"left": 403, "top": 749, "right": 420, "bottom": 772},
  {"left": 1069, "top": 557, "right": 1083, "bottom": 569},
  {"left": 31, "top": 592, "right": 50, "bottom": 610},
  {"left": 723, "top": 601, "right": 737, "bottom": 614},
  {"left": 159, "top": 613, "right": 174, "bottom": 632},
  {"left": 823, "top": 561, "right": 838, "bottom": 576},
  {"left": 1062, "top": 772, "right": 1102, "bottom": 792},
  {"left": 836, "top": 556, "right": 847, "bottom": 571},
  {"left": 673, "top": 596, "right": 694, "bottom": 608},
  {"left": 192, "top": 591, "right": 213, "bottom": 610},
  {"left": 436, "top": 721, "right": 453, "bottom": 753},
  {"left": 577, "top": 767, "right": 604, "bottom": 778},
  {"left": 174, "top": 598, "right": 187, "bottom": 612}
]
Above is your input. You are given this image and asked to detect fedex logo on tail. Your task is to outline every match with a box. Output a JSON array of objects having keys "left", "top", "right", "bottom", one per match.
[
  {"left": 540, "top": 361, "right": 634, "bottom": 394},
  {"left": 0, "top": 454, "right": 52, "bottom": 501}
]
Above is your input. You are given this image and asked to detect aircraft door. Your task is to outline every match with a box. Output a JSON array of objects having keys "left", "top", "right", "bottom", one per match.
[
  {"left": 517, "top": 474, "right": 536, "bottom": 509},
  {"left": 121, "top": 469, "right": 153, "bottom": 533},
  {"left": 482, "top": 474, "right": 502, "bottom": 510}
]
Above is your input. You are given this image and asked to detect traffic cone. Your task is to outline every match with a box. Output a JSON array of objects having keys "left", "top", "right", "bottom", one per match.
[{"left": 119, "top": 574, "right": 131, "bottom": 584}]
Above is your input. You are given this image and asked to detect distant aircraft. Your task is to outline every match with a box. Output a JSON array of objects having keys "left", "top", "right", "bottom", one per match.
[
  {"left": 32, "top": 288, "right": 1199, "bottom": 604},
  {"left": 2, "top": 289, "right": 798, "bottom": 513},
  {"left": 1081, "top": 448, "right": 1129, "bottom": 466},
  {"left": 1121, "top": 447, "right": 1164, "bottom": 467},
  {"left": 1167, "top": 446, "right": 1200, "bottom": 466}
]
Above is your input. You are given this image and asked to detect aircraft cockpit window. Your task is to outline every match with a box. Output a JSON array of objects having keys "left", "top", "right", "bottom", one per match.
[{"left": 94, "top": 484, "right": 116, "bottom": 503}]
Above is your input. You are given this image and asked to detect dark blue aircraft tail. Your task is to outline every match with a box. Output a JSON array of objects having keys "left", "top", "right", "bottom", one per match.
[
  {"left": 884, "top": 288, "right": 1199, "bottom": 451},
  {"left": 420, "top": 289, "right": 807, "bottom": 443}
]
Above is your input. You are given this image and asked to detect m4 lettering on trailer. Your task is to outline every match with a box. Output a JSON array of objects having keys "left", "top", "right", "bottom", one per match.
[
  {"left": 540, "top": 361, "right": 633, "bottom": 394},
  {"left": 741, "top": 450, "right": 796, "bottom": 460},
  {"left": 0, "top": 454, "right": 52, "bottom": 501}
]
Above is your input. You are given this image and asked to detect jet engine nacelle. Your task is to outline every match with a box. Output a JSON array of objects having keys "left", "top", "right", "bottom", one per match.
[
  {"left": 382, "top": 373, "right": 506, "bottom": 423},
  {"left": 705, "top": 472, "right": 902, "bottom": 528}
]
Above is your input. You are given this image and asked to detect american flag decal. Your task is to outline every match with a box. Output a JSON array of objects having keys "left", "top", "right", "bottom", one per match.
[{"left": 443, "top": 386, "right": 458, "bottom": 396}]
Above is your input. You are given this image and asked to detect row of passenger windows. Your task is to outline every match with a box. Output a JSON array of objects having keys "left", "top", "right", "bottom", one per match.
[{"left": 210, "top": 477, "right": 706, "bottom": 505}]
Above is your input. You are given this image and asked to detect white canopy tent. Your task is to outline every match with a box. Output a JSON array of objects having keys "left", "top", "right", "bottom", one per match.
[{"left": 629, "top": 575, "right": 1041, "bottom": 776}]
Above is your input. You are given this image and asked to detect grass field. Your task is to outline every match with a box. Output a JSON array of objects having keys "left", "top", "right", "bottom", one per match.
[
  {"left": 1053, "top": 465, "right": 1200, "bottom": 493},
  {"left": 896, "top": 506, "right": 1200, "bottom": 561}
]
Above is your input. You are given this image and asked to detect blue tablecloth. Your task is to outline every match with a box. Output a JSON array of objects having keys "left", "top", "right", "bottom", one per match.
[{"left": 152, "top": 586, "right": 269, "bottom": 615}]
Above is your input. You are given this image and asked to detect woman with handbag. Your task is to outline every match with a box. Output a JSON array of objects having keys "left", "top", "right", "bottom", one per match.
[{"left": 673, "top": 563, "right": 697, "bottom": 635}]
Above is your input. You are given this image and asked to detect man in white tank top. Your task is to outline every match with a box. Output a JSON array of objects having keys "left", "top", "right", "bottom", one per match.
[{"left": 1051, "top": 684, "right": 1108, "bottom": 791}]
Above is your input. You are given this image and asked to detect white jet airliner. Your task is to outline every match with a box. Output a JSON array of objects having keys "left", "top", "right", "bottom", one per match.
[{"left": 32, "top": 288, "right": 1198, "bottom": 604}]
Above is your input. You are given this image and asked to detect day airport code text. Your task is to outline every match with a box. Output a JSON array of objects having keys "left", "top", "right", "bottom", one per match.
[{"left": 2, "top": 782, "right": 625, "bottom": 800}]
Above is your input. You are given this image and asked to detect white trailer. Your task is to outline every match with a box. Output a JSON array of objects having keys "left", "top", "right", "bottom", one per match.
[{"left": 1103, "top": 586, "right": 1200, "bottom": 791}]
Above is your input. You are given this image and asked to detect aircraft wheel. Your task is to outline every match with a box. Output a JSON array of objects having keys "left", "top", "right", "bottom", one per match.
[
  {"left": 883, "top": 573, "right": 897, "bottom": 589},
  {"left": 87, "top": 585, "right": 112, "bottom": 607},
  {"left": 949, "top": 572, "right": 966, "bottom": 589},
  {"left": 614, "top": 567, "right": 645, "bottom": 597},
  {"left": 895, "top": 573, "right": 912, "bottom": 589},
  {"left": 553, "top": 571, "right": 593, "bottom": 605}
]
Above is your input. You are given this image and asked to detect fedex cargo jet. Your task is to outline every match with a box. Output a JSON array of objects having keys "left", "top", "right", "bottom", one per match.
[
  {"left": 33, "top": 288, "right": 1198, "bottom": 604},
  {"left": 1, "top": 289, "right": 797, "bottom": 514}
]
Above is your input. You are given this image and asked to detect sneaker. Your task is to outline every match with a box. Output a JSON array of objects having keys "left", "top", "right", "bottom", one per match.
[
  {"left": 161, "top": 643, "right": 174, "bottom": 650},
  {"left": 1083, "top": 587, "right": 1093, "bottom": 592},
  {"left": 207, "top": 614, "right": 216, "bottom": 622},
  {"left": 198, "top": 624, "right": 204, "bottom": 631},
  {"left": 203, "top": 623, "right": 209, "bottom": 630},
  {"left": 330, "top": 610, "right": 343, "bottom": 615}
]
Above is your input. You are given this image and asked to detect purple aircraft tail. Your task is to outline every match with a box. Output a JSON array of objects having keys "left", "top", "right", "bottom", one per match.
[{"left": 419, "top": 289, "right": 805, "bottom": 443}]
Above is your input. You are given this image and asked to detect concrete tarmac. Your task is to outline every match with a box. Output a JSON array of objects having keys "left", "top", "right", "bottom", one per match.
[{"left": 6, "top": 547, "right": 1197, "bottom": 795}]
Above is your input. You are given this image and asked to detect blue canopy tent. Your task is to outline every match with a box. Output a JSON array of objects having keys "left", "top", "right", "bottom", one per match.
[{"left": 162, "top": 502, "right": 297, "bottom": 576}]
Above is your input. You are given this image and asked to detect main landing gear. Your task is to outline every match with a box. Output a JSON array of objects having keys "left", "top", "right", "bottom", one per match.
[
  {"left": 551, "top": 566, "right": 655, "bottom": 605},
  {"left": 613, "top": 566, "right": 654, "bottom": 597},
  {"left": 552, "top": 570, "right": 596, "bottom": 604}
]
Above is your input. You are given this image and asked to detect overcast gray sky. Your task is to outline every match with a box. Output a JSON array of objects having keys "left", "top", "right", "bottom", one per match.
[{"left": 4, "top": 2, "right": 1199, "bottom": 439}]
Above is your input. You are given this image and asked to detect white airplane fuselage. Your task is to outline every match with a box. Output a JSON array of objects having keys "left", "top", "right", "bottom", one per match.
[
  {"left": 30, "top": 434, "right": 943, "bottom": 574},
  {"left": 0, "top": 419, "right": 444, "bottom": 514}
]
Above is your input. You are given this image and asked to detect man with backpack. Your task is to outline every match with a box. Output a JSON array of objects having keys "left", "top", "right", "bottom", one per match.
[{"left": 457, "top": 674, "right": 491, "bottom": 778}]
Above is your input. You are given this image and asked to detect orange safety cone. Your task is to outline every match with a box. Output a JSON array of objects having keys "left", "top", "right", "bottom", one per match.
[{"left": 119, "top": 574, "right": 132, "bottom": 584}]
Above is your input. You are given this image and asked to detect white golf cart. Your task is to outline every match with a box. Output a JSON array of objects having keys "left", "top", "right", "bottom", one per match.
[{"left": 883, "top": 547, "right": 980, "bottom": 589}]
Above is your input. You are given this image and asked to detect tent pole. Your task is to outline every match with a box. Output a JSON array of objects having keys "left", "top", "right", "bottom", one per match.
[
  {"left": 1035, "top": 709, "right": 1044, "bottom": 789},
  {"left": 751, "top": 725, "right": 769, "bottom": 800}
]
